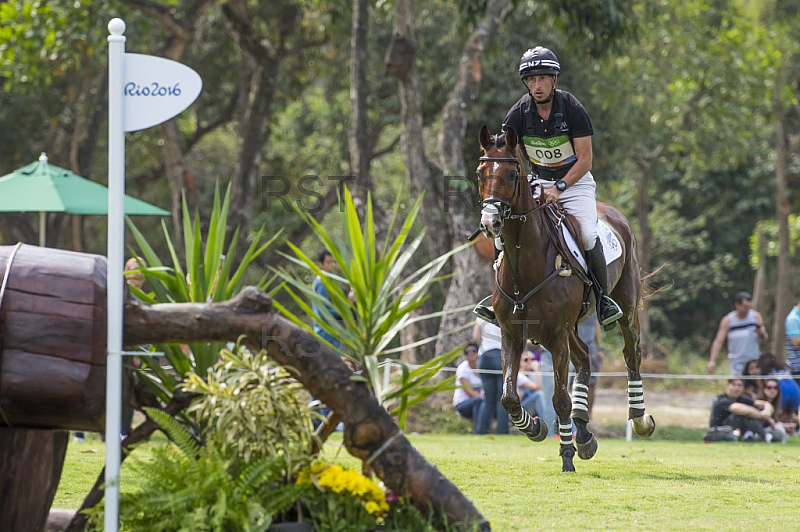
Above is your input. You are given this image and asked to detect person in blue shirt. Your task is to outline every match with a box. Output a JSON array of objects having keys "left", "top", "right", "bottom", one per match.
[
  {"left": 785, "top": 300, "right": 800, "bottom": 386},
  {"left": 312, "top": 249, "right": 349, "bottom": 349}
]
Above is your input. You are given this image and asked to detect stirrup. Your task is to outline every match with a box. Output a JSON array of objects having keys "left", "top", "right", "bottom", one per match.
[
  {"left": 473, "top": 304, "right": 497, "bottom": 325},
  {"left": 598, "top": 296, "right": 622, "bottom": 330}
]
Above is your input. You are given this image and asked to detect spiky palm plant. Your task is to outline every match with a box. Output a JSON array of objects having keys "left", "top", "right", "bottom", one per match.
[
  {"left": 274, "top": 187, "right": 473, "bottom": 427},
  {"left": 125, "top": 183, "right": 278, "bottom": 402}
]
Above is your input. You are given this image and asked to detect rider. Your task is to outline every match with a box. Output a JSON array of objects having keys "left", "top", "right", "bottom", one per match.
[{"left": 473, "top": 46, "right": 623, "bottom": 330}]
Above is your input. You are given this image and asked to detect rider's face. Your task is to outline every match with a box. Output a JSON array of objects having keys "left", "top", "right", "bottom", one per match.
[{"left": 524, "top": 75, "right": 556, "bottom": 103}]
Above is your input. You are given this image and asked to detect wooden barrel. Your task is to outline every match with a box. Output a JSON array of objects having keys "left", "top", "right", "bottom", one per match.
[{"left": 0, "top": 244, "right": 109, "bottom": 432}]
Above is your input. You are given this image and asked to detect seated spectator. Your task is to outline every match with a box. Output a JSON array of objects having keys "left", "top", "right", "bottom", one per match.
[
  {"left": 756, "top": 352, "right": 800, "bottom": 424},
  {"left": 709, "top": 378, "right": 775, "bottom": 442},
  {"left": 517, "top": 347, "right": 545, "bottom": 419},
  {"left": 757, "top": 378, "right": 789, "bottom": 443},
  {"left": 453, "top": 342, "right": 483, "bottom": 431},
  {"left": 741, "top": 358, "right": 761, "bottom": 398}
]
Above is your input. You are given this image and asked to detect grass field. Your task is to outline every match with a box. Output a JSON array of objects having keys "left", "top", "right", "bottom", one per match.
[{"left": 57, "top": 428, "right": 800, "bottom": 531}]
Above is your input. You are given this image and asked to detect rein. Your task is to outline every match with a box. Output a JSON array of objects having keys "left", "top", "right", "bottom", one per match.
[{"left": 477, "top": 155, "right": 566, "bottom": 314}]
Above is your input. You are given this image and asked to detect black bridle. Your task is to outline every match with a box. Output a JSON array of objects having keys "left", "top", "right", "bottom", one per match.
[{"left": 477, "top": 156, "right": 522, "bottom": 218}]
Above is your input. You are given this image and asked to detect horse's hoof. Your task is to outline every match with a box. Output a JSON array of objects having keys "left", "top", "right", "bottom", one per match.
[
  {"left": 631, "top": 414, "right": 656, "bottom": 438},
  {"left": 576, "top": 435, "right": 598, "bottom": 460},
  {"left": 527, "top": 417, "right": 548, "bottom": 442},
  {"left": 559, "top": 443, "right": 576, "bottom": 472},
  {"left": 561, "top": 465, "right": 576, "bottom": 473}
]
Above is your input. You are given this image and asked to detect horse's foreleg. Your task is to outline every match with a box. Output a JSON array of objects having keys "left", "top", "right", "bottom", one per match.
[
  {"left": 620, "top": 310, "right": 656, "bottom": 437},
  {"left": 569, "top": 332, "right": 598, "bottom": 460},
  {"left": 501, "top": 332, "right": 548, "bottom": 442}
]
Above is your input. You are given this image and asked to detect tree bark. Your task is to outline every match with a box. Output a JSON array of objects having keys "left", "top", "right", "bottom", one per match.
[
  {"left": 349, "top": 0, "right": 372, "bottom": 220},
  {"left": 434, "top": 0, "right": 511, "bottom": 359},
  {"left": 635, "top": 165, "right": 655, "bottom": 358},
  {"left": 752, "top": 223, "right": 767, "bottom": 312},
  {"left": 773, "top": 63, "right": 790, "bottom": 358},
  {"left": 0, "top": 428, "right": 68, "bottom": 532},
  {"left": 119, "top": 289, "right": 488, "bottom": 528},
  {"left": 224, "top": 0, "right": 284, "bottom": 263}
]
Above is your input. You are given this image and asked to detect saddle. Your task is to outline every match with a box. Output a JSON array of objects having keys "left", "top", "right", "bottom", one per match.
[{"left": 539, "top": 202, "right": 596, "bottom": 319}]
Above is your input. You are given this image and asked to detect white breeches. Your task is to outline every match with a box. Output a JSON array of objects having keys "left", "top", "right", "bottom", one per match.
[{"left": 533, "top": 172, "right": 598, "bottom": 250}]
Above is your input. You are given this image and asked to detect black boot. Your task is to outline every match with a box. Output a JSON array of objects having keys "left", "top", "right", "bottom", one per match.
[
  {"left": 586, "top": 237, "right": 623, "bottom": 330},
  {"left": 474, "top": 242, "right": 501, "bottom": 325}
]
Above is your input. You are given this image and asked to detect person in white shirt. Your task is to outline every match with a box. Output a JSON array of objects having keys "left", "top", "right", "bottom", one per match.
[{"left": 453, "top": 341, "right": 484, "bottom": 431}]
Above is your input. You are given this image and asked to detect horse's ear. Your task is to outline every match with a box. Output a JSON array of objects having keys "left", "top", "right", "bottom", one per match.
[
  {"left": 505, "top": 127, "right": 518, "bottom": 150},
  {"left": 479, "top": 125, "right": 492, "bottom": 151}
]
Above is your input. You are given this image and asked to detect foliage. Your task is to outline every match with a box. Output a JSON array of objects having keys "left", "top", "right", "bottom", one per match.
[
  {"left": 126, "top": 183, "right": 278, "bottom": 401},
  {"left": 273, "top": 188, "right": 467, "bottom": 428},
  {"left": 84, "top": 409, "right": 303, "bottom": 532},
  {"left": 185, "top": 342, "right": 318, "bottom": 479}
]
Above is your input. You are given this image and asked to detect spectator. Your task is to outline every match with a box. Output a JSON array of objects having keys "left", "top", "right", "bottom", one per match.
[
  {"left": 786, "top": 300, "right": 800, "bottom": 386},
  {"left": 517, "top": 346, "right": 545, "bottom": 419},
  {"left": 473, "top": 318, "right": 509, "bottom": 435},
  {"left": 708, "top": 291, "right": 767, "bottom": 375},
  {"left": 312, "top": 249, "right": 347, "bottom": 350},
  {"left": 709, "top": 378, "right": 774, "bottom": 442},
  {"left": 741, "top": 358, "right": 761, "bottom": 398},
  {"left": 577, "top": 312, "right": 604, "bottom": 418},
  {"left": 453, "top": 342, "right": 484, "bottom": 430},
  {"left": 755, "top": 352, "right": 800, "bottom": 430},
  {"left": 757, "top": 378, "right": 789, "bottom": 443},
  {"left": 536, "top": 343, "right": 558, "bottom": 431}
]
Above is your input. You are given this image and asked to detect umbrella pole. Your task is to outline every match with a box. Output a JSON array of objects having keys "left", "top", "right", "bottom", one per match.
[{"left": 39, "top": 212, "right": 46, "bottom": 247}]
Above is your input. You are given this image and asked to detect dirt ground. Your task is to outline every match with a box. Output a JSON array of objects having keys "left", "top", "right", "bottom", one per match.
[{"left": 592, "top": 388, "right": 713, "bottom": 429}]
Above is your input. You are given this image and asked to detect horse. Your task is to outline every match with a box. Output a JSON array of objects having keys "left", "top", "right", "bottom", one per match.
[{"left": 475, "top": 125, "right": 656, "bottom": 472}]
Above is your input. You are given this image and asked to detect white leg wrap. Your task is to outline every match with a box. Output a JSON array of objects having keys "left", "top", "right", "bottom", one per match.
[
  {"left": 559, "top": 421, "right": 573, "bottom": 445},
  {"left": 571, "top": 382, "right": 589, "bottom": 412},
  {"left": 628, "top": 380, "right": 645, "bottom": 410}
]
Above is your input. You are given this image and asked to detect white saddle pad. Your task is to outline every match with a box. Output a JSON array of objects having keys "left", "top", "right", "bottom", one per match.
[{"left": 563, "top": 219, "right": 622, "bottom": 271}]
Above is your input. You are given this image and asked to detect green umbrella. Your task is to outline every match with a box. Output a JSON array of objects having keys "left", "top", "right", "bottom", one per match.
[{"left": 0, "top": 153, "right": 169, "bottom": 247}]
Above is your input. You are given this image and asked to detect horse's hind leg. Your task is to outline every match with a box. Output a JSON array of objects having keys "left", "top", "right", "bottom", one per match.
[
  {"left": 569, "top": 332, "right": 598, "bottom": 460},
  {"left": 501, "top": 332, "right": 548, "bottom": 442},
  {"left": 618, "top": 300, "right": 656, "bottom": 437}
]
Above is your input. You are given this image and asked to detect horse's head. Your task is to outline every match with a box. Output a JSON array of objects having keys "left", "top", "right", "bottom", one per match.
[{"left": 476, "top": 125, "right": 523, "bottom": 238}]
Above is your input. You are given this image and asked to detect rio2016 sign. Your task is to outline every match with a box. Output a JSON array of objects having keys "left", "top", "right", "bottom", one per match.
[{"left": 123, "top": 53, "right": 203, "bottom": 132}]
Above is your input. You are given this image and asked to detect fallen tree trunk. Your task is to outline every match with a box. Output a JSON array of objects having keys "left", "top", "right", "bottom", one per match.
[{"left": 122, "top": 287, "right": 488, "bottom": 529}]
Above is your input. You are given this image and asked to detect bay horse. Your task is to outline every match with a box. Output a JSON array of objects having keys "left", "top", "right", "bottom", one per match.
[{"left": 475, "top": 125, "right": 655, "bottom": 472}]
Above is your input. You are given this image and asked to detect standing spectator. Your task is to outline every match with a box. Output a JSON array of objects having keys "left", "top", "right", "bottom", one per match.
[
  {"left": 517, "top": 347, "right": 545, "bottom": 419},
  {"left": 577, "top": 312, "right": 604, "bottom": 418},
  {"left": 757, "top": 378, "right": 789, "bottom": 442},
  {"left": 473, "top": 318, "right": 509, "bottom": 435},
  {"left": 785, "top": 300, "right": 800, "bottom": 386},
  {"left": 709, "top": 378, "right": 774, "bottom": 442},
  {"left": 453, "top": 342, "right": 484, "bottom": 430},
  {"left": 312, "top": 249, "right": 347, "bottom": 350},
  {"left": 537, "top": 344, "right": 557, "bottom": 431},
  {"left": 708, "top": 291, "right": 768, "bottom": 375}
]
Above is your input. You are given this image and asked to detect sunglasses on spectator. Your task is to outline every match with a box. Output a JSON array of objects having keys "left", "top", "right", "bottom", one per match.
[
  {"left": 466, "top": 348, "right": 478, "bottom": 354},
  {"left": 765, "top": 385, "right": 778, "bottom": 390}
]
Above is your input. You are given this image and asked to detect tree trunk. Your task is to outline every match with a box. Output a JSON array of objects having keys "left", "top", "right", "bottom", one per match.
[
  {"left": 120, "top": 289, "right": 489, "bottom": 529},
  {"left": 433, "top": 0, "right": 511, "bottom": 359},
  {"left": 386, "top": 0, "right": 452, "bottom": 364},
  {"left": 752, "top": 223, "right": 767, "bottom": 311},
  {"left": 349, "top": 0, "right": 372, "bottom": 220},
  {"left": 773, "top": 64, "right": 790, "bottom": 358},
  {"left": 635, "top": 166, "right": 655, "bottom": 358},
  {"left": 224, "top": 0, "right": 283, "bottom": 263},
  {"left": 0, "top": 428, "right": 69, "bottom": 532}
]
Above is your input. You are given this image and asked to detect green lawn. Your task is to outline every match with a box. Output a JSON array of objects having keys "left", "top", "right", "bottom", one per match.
[{"left": 58, "top": 430, "right": 800, "bottom": 531}]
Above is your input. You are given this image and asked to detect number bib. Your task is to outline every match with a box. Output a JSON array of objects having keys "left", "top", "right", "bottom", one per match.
[{"left": 523, "top": 134, "right": 576, "bottom": 168}]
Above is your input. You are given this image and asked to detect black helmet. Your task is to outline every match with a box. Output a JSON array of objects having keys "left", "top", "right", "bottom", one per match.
[{"left": 518, "top": 47, "right": 560, "bottom": 78}]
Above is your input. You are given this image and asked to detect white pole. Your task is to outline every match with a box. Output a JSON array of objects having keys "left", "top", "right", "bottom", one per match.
[{"left": 106, "top": 17, "right": 126, "bottom": 532}]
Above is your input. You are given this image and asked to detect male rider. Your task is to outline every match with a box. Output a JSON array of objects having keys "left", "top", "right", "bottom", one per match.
[{"left": 474, "top": 46, "right": 623, "bottom": 329}]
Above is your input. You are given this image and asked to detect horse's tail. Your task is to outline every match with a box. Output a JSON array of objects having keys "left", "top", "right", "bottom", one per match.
[{"left": 639, "top": 264, "right": 670, "bottom": 306}]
